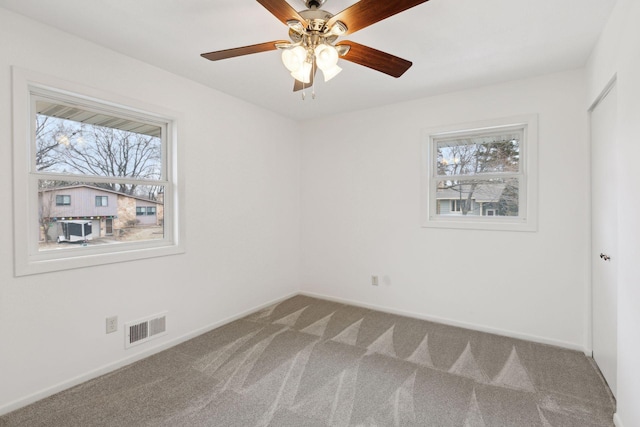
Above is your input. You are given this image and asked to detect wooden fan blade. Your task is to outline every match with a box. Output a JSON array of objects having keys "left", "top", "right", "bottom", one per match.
[
  {"left": 293, "top": 62, "right": 318, "bottom": 92},
  {"left": 201, "top": 40, "right": 289, "bottom": 61},
  {"left": 336, "top": 41, "right": 412, "bottom": 78},
  {"left": 328, "top": 0, "right": 430, "bottom": 35},
  {"left": 257, "top": 0, "right": 306, "bottom": 26},
  {"left": 293, "top": 78, "right": 305, "bottom": 92}
]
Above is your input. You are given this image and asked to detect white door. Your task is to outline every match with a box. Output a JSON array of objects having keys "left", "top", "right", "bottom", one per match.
[{"left": 591, "top": 83, "right": 618, "bottom": 397}]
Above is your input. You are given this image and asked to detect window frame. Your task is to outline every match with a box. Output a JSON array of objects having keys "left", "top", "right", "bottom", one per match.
[
  {"left": 95, "top": 196, "right": 108, "bottom": 207},
  {"left": 421, "top": 115, "right": 538, "bottom": 232},
  {"left": 56, "top": 195, "right": 71, "bottom": 206},
  {"left": 12, "top": 67, "right": 185, "bottom": 276}
]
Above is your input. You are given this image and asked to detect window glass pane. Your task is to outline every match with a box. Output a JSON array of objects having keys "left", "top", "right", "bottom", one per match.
[
  {"left": 436, "top": 132, "right": 520, "bottom": 176},
  {"left": 35, "top": 101, "right": 162, "bottom": 179},
  {"left": 38, "top": 179, "right": 165, "bottom": 251},
  {"left": 435, "top": 178, "right": 519, "bottom": 217},
  {"left": 55, "top": 195, "right": 71, "bottom": 206}
]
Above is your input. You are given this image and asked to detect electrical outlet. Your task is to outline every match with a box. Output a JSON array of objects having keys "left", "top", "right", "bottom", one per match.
[
  {"left": 371, "top": 275, "right": 379, "bottom": 286},
  {"left": 106, "top": 316, "right": 118, "bottom": 334}
]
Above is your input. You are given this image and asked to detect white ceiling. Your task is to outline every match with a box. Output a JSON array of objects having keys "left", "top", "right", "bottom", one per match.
[{"left": 0, "top": 0, "right": 616, "bottom": 121}]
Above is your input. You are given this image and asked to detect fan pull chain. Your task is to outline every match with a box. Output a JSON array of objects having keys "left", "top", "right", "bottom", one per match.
[
  {"left": 311, "top": 57, "right": 316, "bottom": 99},
  {"left": 301, "top": 77, "right": 306, "bottom": 100}
]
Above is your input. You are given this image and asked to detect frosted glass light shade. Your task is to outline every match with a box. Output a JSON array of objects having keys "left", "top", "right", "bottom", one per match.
[
  {"left": 282, "top": 46, "right": 307, "bottom": 72},
  {"left": 321, "top": 64, "right": 342, "bottom": 82},
  {"left": 291, "top": 61, "right": 312, "bottom": 83},
  {"left": 314, "top": 44, "right": 338, "bottom": 70}
]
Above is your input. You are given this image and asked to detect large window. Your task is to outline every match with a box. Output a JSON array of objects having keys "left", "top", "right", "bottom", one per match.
[
  {"left": 13, "top": 68, "right": 184, "bottom": 276},
  {"left": 421, "top": 115, "right": 538, "bottom": 231}
]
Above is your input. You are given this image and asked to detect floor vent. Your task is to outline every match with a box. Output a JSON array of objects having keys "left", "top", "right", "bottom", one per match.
[{"left": 125, "top": 312, "right": 167, "bottom": 349}]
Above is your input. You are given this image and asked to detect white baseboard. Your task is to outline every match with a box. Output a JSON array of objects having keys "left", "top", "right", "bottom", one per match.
[
  {"left": 0, "top": 291, "right": 297, "bottom": 417},
  {"left": 613, "top": 413, "right": 623, "bottom": 427},
  {"left": 299, "top": 291, "right": 587, "bottom": 353}
]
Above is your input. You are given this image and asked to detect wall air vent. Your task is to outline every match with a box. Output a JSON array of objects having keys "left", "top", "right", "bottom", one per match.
[{"left": 124, "top": 312, "right": 167, "bottom": 349}]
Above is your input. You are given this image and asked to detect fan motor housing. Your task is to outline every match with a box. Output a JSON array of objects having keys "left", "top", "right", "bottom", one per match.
[
  {"left": 299, "top": 9, "right": 333, "bottom": 23},
  {"left": 305, "top": 0, "right": 326, "bottom": 8},
  {"left": 289, "top": 9, "right": 336, "bottom": 44},
  {"left": 300, "top": 10, "right": 333, "bottom": 33}
]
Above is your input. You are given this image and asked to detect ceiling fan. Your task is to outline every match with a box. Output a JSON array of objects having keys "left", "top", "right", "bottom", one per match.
[{"left": 201, "top": 0, "right": 431, "bottom": 92}]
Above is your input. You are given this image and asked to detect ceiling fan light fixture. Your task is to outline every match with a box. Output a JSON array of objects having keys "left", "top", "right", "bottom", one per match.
[
  {"left": 291, "top": 61, "right": 313, "bottom": 83},
  {"left": 282, "top": 45, "right": 307, "bottom": 72},
  {"left": 201, "top": 0, "right": 424, "bottom": 97},
  {"left": 314, "top": 44, "right": 339, "bottom": 70},
  {"left": 321, "top": 64, "right": 342, "bottom": 82}
]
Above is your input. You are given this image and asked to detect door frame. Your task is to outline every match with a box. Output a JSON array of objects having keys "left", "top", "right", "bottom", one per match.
[{"left": 587, "top": 75, "right": 618, "bottom": 390}]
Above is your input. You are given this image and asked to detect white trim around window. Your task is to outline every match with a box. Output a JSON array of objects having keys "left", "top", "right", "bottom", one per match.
[
  {"left": 421, "top": 115, "right": 538, "bottom": 232},
  {"left": 12, "top": 67, "right": 186, "bottom": 276}
]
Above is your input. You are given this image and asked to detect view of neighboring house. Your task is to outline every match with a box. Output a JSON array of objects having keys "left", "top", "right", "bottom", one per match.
[
  {"left": 435, "top": 183, "right": 517, "bottom": 216},
  {"left": 39, "top": 184, "right": 163, "bottom": 242}
]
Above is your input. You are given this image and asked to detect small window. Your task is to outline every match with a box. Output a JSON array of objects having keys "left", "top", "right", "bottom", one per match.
[
  {"left": 12, "top": 68, "right": 185, "bottom": 276},
  {"left": 450, "top": 200, "right": 462, "bottom": 213},
  {"left": 422, "top": 115, "right": 538, "bottom": 231},
  {"left": 147, "top": 207, "right": 156, "bottom": 215},
  {"left": 56, "top": 195, "right": 71, "bottom": 206}
]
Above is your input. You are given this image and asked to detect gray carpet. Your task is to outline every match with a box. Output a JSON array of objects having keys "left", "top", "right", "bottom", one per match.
[{"left": 0, "top": 295, "right": 615, "bottom": 426}]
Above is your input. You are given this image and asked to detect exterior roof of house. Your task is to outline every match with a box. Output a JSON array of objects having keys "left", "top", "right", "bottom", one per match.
[
  {"left": 38, "top": 184, "right": 163, "bottom": 205},
  {"left": 37, "top": 101, "right": 161, "bottom": 137},
  {"left": 436, "top": 184, "right": 506, "bottom": 203}
]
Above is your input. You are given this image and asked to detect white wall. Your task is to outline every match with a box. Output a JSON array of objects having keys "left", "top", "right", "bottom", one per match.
[
  {"left": 300, "top": 70, "right": 590, "bottom": 350},
  {"left": 3, "top": 2, "right": 632, "bottom": 419},
  {"left": 0, "top": 9, "right": 300, "bottom": 413},
  {"left": 587, "top": 0, "right": 640, "bottom": 425}
]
